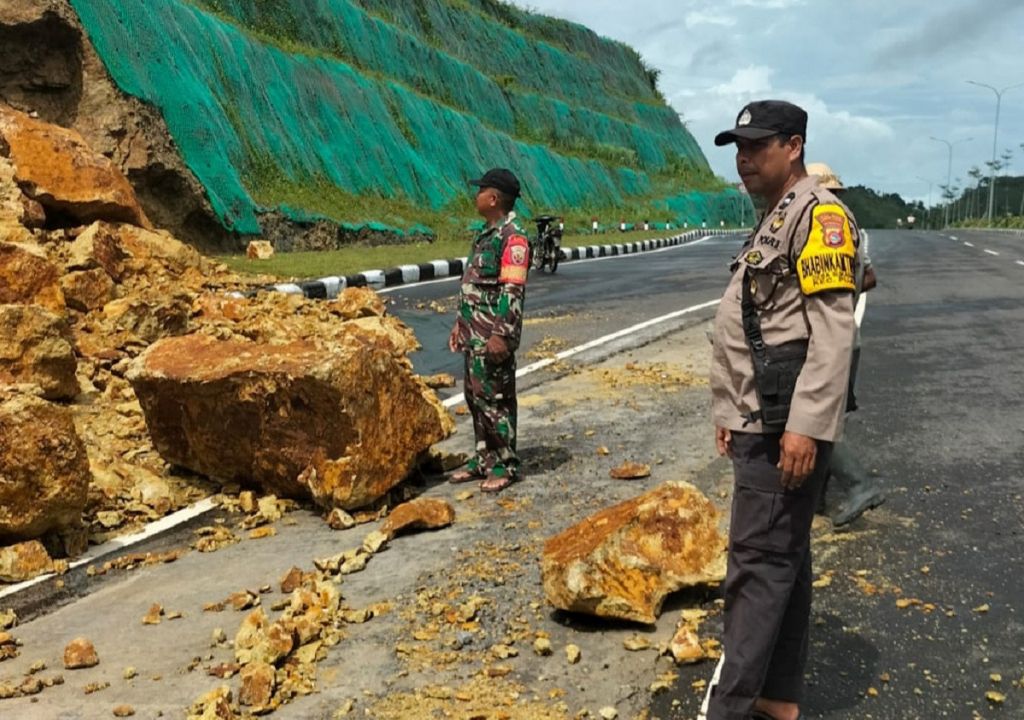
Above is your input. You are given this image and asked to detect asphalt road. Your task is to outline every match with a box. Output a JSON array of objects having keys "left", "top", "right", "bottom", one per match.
[
  {"left": 385, "top": 233, "right": 738, "bottom": 388},
  {"left": 652, "top": 228, "right": 1024, "bottom": 718}
]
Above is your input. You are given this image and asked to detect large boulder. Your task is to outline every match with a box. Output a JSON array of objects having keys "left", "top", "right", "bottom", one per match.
[
  {"left": 65, "top": 221, "right": 201, "bottom": 282},
  {"left": 128, "top": 333, "right": 454, "bottom": 509},
  {"left": 0, "top": 240, "right": 65, "bottom": 313},
  {"left": 0, "top": 389, "right": 90, "bottom": 541},
  {"left": 0, "top": 304, "right": 78, "bottom": 400},
  {"left": 541, "top": 481, "right": 726, "bottom": 624},
  {"left": 0, "top": 105, "right": 150, "bottom": 228}
]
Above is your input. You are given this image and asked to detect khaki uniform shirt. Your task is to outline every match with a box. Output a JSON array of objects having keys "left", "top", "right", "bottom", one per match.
[{"left": 710, "top": 175, "right": 860, "bottom": 442}]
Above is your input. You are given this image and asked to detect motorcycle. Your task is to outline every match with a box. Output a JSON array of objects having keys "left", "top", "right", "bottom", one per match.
[{"left": 531, "top": 215, "right": 562, "bottom": 273}]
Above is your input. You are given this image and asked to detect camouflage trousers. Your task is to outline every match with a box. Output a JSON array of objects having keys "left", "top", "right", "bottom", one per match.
[{"left": 463, "top": 351, "right": 519, "bottom": 479}]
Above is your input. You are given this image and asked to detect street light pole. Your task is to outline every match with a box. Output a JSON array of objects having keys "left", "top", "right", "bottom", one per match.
[
  {"left": 929, "top": 136, "right": 972, "bottom": 228},
  {"left": 967, "top": 80, "right": 1024, "bottom": 224}
]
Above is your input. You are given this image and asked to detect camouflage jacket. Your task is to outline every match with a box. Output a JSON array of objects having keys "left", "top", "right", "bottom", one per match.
[{"left": 453, "top": 213, "right": 529, "bottom": 354}]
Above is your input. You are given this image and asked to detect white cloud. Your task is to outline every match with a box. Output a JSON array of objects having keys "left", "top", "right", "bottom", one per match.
[
  {"left": 710, "top": 65, "right": 775, "bottom": 96},
  {"left": 684, "top": 11, "right": 736, "bottom": 28}
]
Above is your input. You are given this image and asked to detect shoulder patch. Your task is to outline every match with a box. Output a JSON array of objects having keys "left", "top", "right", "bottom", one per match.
[
  {"left": 499, "top": 234, "right": 529, "bottom": 285},
  {"left": 797, "top": 204, "right": 856, "bottom": 295}
]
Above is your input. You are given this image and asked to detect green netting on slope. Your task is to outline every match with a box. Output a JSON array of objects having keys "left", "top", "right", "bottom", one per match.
[
  {"left": 189, "top": 0, "right": 701, "bottom": 173},
  {"left": 658, "top": 189, "right": 751, "bottom": 226},
  {"left": 347, "top": 0, "right": 657, "bottom": 105},
  {"left": 71, "top": 0, "right": 741, "bottom": 235}
]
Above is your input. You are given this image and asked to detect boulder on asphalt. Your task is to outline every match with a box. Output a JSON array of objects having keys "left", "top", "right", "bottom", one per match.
[
  {"left": 0, "top": 540, "right": 55, "bottom": 582},
  {"left": 238, "top": 661, "right": 276, "bottom": 708},
  {"left": 380, "top": 498, "right": 455, "bottom": 541},
  {"left": 63, "top": 637, "right": 99, "bottom": 669},
  {"left": 129, "top": 333, "right": 453, "bottom": 509},
  {"left": 0, "top": 304, "right": 78, "bottom": 399},
  {"left": 0, "top": 105, "right": 151, "bottom": 228},
  {"left": 0, "top": 389, "right": 89, "bottom": 541},
  {"left": 541, "top": 481, "right": 726, "bottom": 624},
  {"left": 0, "top": 241, "right": 65, "bottom": 313}
]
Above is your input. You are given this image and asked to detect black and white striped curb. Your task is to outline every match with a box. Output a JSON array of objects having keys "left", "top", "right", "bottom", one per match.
[{"left": 265, "top": 229, "right": 739, "bottom": 299}]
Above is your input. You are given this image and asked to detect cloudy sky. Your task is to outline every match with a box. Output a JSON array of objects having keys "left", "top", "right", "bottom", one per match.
[{"left": 512, "top": 0, "right": 1024, "bottom": 205}]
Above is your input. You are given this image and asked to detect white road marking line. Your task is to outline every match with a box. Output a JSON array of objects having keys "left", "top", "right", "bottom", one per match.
[
  {"left": 0, "top": 498, "right": 219, "bottom": 601},
  {"left": 1016, "top": 260, "right": 1024, "bottom": 267},
  {"left": 950, "top": 235, "right": 958, "bottom": 241},
  {"left": 442, "top": 297, "right": 722, "bottom": 408},
  {"left": 964, "top": 242, "right": 975, "bottom": 247},
  {"left": 984, "top": 249, "right": 999, "bottom": 256}
]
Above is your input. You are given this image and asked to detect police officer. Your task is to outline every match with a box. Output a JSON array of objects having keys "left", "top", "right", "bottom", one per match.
[
  {"left": 448, "top": 168, "right": 530, "bottom": 493},
  {"left": 706, "top": 101, "right": 860, "bottom": 720}
]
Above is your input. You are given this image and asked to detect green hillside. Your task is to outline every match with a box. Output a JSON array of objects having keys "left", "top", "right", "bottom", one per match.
[{"left": 69, "top": 0, "right": 750, "bottom": 246}]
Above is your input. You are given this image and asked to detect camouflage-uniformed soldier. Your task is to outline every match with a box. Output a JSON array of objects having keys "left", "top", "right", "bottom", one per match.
[
  {"left": 703, "top": 101, "right": 861, "bottom": 720},
  {"left": 448, "top": 168, "right": 529, "bottom": 493}
]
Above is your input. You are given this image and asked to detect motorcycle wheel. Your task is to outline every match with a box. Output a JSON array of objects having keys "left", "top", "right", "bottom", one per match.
[
  {"left": 532, "top": 243, "right": 545, "bottom": 271},
  {"left": 549, "top": 244, "right": 560, "bottom": 273}
]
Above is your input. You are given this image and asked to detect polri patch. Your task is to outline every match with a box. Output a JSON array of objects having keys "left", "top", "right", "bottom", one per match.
[
  {"left": 744, "top": 250, "right": 764, "bottom": 266},
  {"left": 797, "top": 204, "right": 856, "bottom": 295},
  {"left": 770, "top": 214, "right": 785, "bottom": 232}
]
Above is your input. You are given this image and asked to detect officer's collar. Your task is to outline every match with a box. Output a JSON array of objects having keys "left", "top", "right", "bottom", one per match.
[{"left": 481, "top": 211, "right": 517, "bottom": 234}]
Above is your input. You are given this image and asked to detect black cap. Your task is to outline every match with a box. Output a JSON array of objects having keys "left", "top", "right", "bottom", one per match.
[
  {"left": 714, "top": 100, "right": 808, "bottom": 146},
  {"left": 469, "top": 168, "right": 521, "bottom": 198}
]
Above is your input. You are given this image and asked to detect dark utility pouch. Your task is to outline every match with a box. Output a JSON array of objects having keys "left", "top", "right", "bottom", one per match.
[
  {"left": 741, "top": 270, "right": 807, "bottom": 428},
  {"left": 751, "top": 339, "right": 808, "bottom": 427}
]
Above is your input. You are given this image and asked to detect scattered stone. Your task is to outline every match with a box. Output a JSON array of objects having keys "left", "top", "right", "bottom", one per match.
[
  {"left": 238, "top": 661, "right": 276, "bottom": 708},
  {"left": 326, "top": 508, "right": 356, "bottom": 530},
  {"left": 248, "top": 526, "right": 277, "bottom": 540},
  {"left": 666, "top": 625, "right": 705, "bottom": 665},
  {"left": 234, "top": 609, "right": 293, "bottom": 666},
  {"left": 609, "top": 461, "right": 651, "bottom": 480},
  {"left": 599, "top": 707, "right": 618, "bottom": 719},
  {"left": 623, "top": 635, "right": 651, "bottom": 651},
  {"left": 187, "top": 685, "right": 237, "bottom": 720},
  {"left": 193, "top": 526, "right": 239, "bottom": 553},
  {"left": 421, "top": 373, "right": 456, "bottom": 389},
  {"left": 227, "top": 590, "right": 260, "bottom": 612},
  {"left": 0, "top": 106, "right": 151, "bottom": 228},
  {"left": 280, "top": 567, "right": 306, "bottom": 594},
  {"left": 245, "top": 240, "right": 274, "bottom": 260},
  {"left": 112, "top": 704, "right": 135, "bottom": 717},
  {"left": 490, "top": 644, "right": 518, "bottom": 660},
  {"left": 541, "top": 481, "right": 726, "bottom": 623},
  {"left": 0, "top": 631, "right": 19, "bottom": 661},
  {"left": 362, "top": 530, "right": 389, "bottom": 554},
  {"left": 123, "top": 666, "right": 137, "bottom": 680},
  {"left": 380, "top": 498, "right": 455, "bottom": 541},
  {"left": 533, "top": 637, "right": 553, "bottom": 656},
  {"left": 211, "top": 628, "right": 228, "bottom": 646},
  {"left": 565, "top": 644, "right": 581, "bottom": 664},
  {"left": 0, "top": 540, "right": 55, "bottom": 582},
  {"left": 142, "top": 603, "right": 164, "bottom": 625},
  {"left": 0, "top": 609, "right": 15, "bottom": 629},
  {"left": 339, "top": 553, "right": 369, "bottom": 575},
  {"left": 63, "top": 637, "right": 99, "bottom": 669}
]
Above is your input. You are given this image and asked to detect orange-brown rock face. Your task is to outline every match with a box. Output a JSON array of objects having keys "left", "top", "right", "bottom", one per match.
[
  {"left": 129, "top": 333, "right": 454, "bottom": 509},
  {"left": 0, "top": 539, "right": 55, "bottom": 582},
  {"left": 0, "top": 305, "right": 78, "bottom": 400},
  {"left": 541, "top": 481, "right": 726, "bottom": 624},
  {"left": 0, "top": 390, "right": 89, "bottom": 541},
  {"left": 380, "top": 498, "right": 456, "bottom": 541},
  {"left": 0, "top": 105, "right": 150, "bottom": 228},
  {"left": 0, "top": 241, "right": 65, "bottom": 312}
]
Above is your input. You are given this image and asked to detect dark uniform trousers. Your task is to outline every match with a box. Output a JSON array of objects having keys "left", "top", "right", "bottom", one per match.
[
  {"left": 709, "top": 431, "right": 833, "bottom": 720},
  {"left": 462, "top": 351, "right": 519, "bottom": 478}
]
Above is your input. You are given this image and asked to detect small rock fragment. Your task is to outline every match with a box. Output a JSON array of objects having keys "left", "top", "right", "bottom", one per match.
[
  {"left": 380, "top": 498, "right": 455, "bottom": 541},
  {"left": 326, "top": 508, "right": 356, "bottom": 530},
  {"left": 533, "top": 637, "right": 553, "bottom": 656},
  {"left": 63, "top": 637, "right": 99, "bottom": 669},
  {"left": 362, "top": 530, "right": 388, "bottom": 554},
  {"left": 609, "top": 461, "right": 651, "bottom": 480},
  {"left": 623, "top": 635, "right": 651, "bottom": 651},
  {"left": 599, "top": 707, "right": 618, "bottom": 720},
  {"left": 112, "top": 705, "right": 135, "bottom": 717},
  {"left": 238, "top": 661, "right": 276, "bottom": 708},
  {"left": 123, "top": 667, "right": 137, "bottom": 680},
  {"left": 565, "top": 644, "right": 581, "bottom": 664},
  {"left": 142, "top": 603, "right": 164, "bottom": 625}
]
